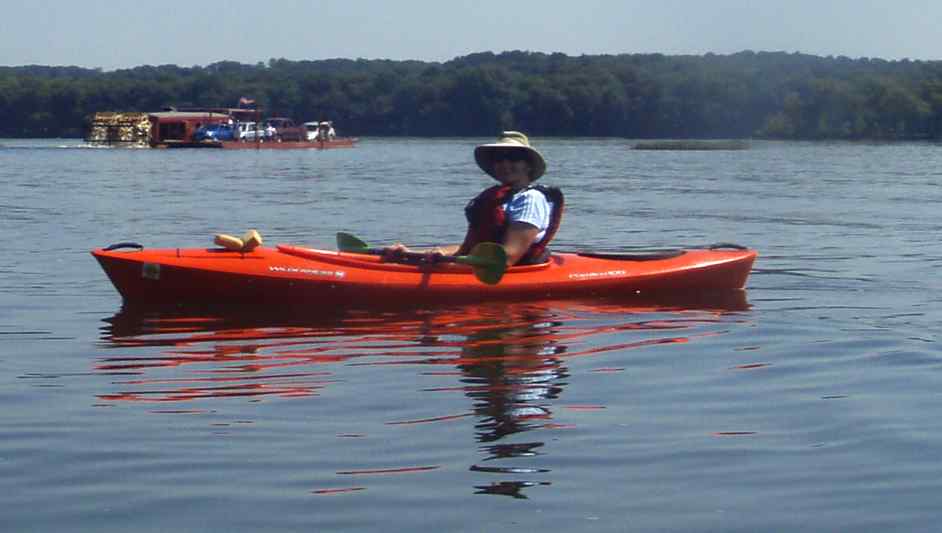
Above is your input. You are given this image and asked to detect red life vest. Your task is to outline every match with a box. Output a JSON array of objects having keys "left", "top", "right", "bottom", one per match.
[{"left": 457, "top": 185, "right": 564, "bottom": 264}]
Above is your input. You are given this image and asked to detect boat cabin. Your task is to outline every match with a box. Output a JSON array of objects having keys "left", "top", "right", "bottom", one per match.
[
  {"left": 148, "top": 111, "right": 232, "bottom": 146},
  {"left": 147, "top": 108, "right": 260, "bottom": 147}
]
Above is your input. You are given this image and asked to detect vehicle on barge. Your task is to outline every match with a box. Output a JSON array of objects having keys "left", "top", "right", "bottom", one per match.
[{"left": 145, "top": 105, "right": 356, "bottom": 149}]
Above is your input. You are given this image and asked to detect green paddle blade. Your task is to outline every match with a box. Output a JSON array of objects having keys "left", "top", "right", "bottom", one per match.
[
  {"left": 336, "top": 232, "right": 370, "bottom": 252},
  {"left": 458, "top": 242, "right": 507, "bottom": 285}
]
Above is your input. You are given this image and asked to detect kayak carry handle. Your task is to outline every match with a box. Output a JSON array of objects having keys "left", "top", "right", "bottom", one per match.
[
  {"left": 706, "top": 243, "right": 749, "bottom": 250},
  {"left": 575, "top": 249, "right": 685, "bottom": 261},
  {"left": 103, "top": 242, "right": 144, "bottom": 251}
]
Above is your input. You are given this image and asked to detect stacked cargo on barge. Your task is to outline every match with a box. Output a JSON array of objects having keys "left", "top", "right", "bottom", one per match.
[{"left": 85, "top": 112, "right": 151, "bottom": 146}]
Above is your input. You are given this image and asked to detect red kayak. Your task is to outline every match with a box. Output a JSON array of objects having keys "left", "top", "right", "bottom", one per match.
[{"left": 92, "top": 241, "right": 756, "bottom": 306}]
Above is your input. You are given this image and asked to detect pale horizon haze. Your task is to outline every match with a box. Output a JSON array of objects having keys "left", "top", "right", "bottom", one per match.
[{"left": 2, "top": 0, "right": 939, "bottom": 70}]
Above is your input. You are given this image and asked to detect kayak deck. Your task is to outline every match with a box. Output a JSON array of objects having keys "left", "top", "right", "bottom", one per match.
[{"left": 92, "top": 244, "right": 757, "bottom": 306}]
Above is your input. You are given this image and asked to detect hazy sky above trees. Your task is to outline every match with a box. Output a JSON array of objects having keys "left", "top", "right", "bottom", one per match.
[{"left": 3, "top": 0, "right": 938, "bottom": 70}]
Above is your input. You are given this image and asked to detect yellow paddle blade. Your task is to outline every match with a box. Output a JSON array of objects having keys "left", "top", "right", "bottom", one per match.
[
  {"left": 214, "top": 233, "right": 244, "bottom": 251},
  {"left": 241, "top": 229, "right": 263, "bottom": 252}
]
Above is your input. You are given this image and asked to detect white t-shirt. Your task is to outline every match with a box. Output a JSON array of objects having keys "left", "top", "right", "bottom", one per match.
[{"left": 503, "top": 188, "right": 553, "bottom": 242}]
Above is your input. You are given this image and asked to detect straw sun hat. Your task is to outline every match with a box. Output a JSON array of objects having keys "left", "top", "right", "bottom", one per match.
[{"left": 474, "top": 131, "right": 546, "bottom": 181}]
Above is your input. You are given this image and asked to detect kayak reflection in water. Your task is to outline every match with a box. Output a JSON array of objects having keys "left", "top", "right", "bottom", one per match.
[
  {"left": 452, "top": 306, "right": 567, "bottom": 499},
  {"left": 388, "top": 131, "right": 564, "bottom": 266}
]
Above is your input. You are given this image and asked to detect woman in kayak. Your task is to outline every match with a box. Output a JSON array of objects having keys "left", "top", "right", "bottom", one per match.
[{"left": 388, "top": 131, "right": 563, "bottom": 266}]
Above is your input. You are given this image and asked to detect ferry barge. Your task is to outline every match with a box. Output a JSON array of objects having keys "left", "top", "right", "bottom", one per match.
[{"left": 134, "top": 105, "right": 357, "bottom": 150}]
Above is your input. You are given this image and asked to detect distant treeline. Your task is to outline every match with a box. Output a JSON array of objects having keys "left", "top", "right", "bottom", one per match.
[{"left": 1, "top": 50, "right": 941, "bottom": 140}]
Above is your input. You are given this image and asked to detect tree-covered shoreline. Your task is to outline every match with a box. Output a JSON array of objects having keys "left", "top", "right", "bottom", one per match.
[{"left": 1, "top": 50, "right": 940, "bottom": 140}]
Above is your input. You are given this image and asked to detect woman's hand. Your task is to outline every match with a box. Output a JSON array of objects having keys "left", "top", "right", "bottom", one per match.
[
  {"left": 385, "top": 242, "right": 410, "bottom": 253},
  {"left": 382, "top": 242, "right": 410, "bottom": 260}
]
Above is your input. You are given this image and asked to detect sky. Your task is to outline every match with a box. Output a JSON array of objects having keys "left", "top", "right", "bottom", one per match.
[{"left": 2, "top": 0, "right": 939, "bottom": 70}]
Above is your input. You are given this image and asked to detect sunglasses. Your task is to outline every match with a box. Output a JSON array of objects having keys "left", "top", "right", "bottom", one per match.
[{"left": 492, "top": 150, "right": 530, "bottom": 163}]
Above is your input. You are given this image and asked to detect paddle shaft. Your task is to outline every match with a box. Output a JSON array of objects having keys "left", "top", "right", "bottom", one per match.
[{"left": 355, "top": 246, "right": 466, "bottom": 266}]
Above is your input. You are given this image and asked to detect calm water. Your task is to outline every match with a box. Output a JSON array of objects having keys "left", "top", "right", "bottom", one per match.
[{"left": 2, "top": 138, "right": 941, "bottom": 532}]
